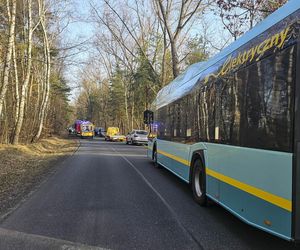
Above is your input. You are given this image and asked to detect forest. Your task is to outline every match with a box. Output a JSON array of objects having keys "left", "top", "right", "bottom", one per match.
[{"left": 0, "top": 0, "right": 287, "bottom": 143}]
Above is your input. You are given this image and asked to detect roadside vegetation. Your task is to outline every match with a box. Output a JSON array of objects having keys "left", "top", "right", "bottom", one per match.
[
  {"left": 0, "top": 137, "right": 78, "bottom": 216},
  {"left": 0, "top": 0, "right": 73, "bottom": 144}
]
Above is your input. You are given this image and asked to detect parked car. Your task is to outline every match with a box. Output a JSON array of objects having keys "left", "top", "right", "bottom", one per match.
[
  {"left": 68, "top": 127, "right": 75, "bottom": 135},
  {"left": 110, "top": 133, "right": 126, "bottom": 142},
  {"left": 94, "top": 127, "right": 106, "bottom": 137},
  {"left": 105, "top": 127, "right": 126, "bottom": 141},
  {"left": 126, "top": 130, "right": 148, "bottom": 145},
  {"left": 105, "top": 127, "right": 119, "bottom": 141},
  {"left": 99, "top": 128, "right": 106, "bottom": 137},
  {"left": 99, "top": 130, "right": 106, "bottom": 137},
  {"left": 94, "top": 127, "right": 101, "bottom": 136}
]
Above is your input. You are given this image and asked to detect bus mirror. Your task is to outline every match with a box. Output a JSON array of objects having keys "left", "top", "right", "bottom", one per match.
[{"left": 144, "top": 110, "right": 154, "bottom": 125}]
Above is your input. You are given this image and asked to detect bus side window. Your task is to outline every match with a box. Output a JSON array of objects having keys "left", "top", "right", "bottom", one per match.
[{"left": 241, "top": 45, "right": 295, "bottom": 152}]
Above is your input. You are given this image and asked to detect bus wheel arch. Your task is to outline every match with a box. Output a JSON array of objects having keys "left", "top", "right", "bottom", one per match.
[{"left": 190, "top": 151, "right": 207, "bottom": 206}]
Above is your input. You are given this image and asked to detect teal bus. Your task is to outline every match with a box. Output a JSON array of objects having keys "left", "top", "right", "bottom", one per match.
[{"left": 146, "top": 0, "right": 300, "bottom": 241}]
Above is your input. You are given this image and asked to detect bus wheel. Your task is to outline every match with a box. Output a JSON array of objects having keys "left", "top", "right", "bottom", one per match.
[{"left": 192, "top": 159, "right": 207, "bottom": 206}]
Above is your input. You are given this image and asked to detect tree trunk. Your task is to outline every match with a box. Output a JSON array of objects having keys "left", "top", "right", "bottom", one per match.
[
  {"left": 170, "top": 39, "right": 180, "bottom": 78},
  {"left": 161, "top": 25, "right": 168, "bottom": 86},
  {"left": 123, "top": 82, "right": 130, "bottom": 132},
  {"left": 131, "top": 91, "right": 135, "bottom": 131},
  {"left": 0, "top": 0, "right": 17, "bottom": 117},
  {"left": 13, "top": 0, "right": 33, "bottom": 144},
  {"left": 33, "top": 5, "right": 51, "bottom": 142},
  {"left": 12, "top": 33, "right": 20, "bottom": 126}
]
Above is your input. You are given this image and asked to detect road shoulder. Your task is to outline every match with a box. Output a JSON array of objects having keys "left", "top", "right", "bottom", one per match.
[
  {"left": 0, "top": 137, "right": 79, "bottom": 221},
  {"left": 0, "top": 228, "right": 106, "bottom": 250}
]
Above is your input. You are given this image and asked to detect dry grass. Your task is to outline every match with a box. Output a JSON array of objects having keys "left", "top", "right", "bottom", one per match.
[{"left": 0, "top": 137, "right": 78, "bottom": 216}]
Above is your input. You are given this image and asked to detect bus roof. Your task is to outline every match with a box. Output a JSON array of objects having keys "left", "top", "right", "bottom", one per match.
[{"left": 154, "top": 0, "right": 300, "bottom": 110}]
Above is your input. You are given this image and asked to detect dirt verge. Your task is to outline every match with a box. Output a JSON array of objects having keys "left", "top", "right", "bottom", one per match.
[{"left": 0, "top": 137, "right": 78, "bottom": 217}]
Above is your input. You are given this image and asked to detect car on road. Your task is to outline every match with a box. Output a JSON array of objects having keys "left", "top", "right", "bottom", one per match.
[
  {"left": 110, "top": 134, "right": 126, "bottom": 142},
  {"left": 68, "top": 127, "right": 75, "bottom": 135},
  {"left": 95, "top": 127, "right": 106, "bottom": 137},
  {"left": 105, "top": 127, "right": 126, "bottom": 141},
  {"left": 105, "top": 127, "right": 119, "bottom": 141},
  {"left": 94, "top": 127, "right": 101, "bottom": 136},
  {"left": 99, "top": 128, "right": 106, "bottom": 137},
  {"left": 126, "top": 130, "right": 148, "bottom": 145}
]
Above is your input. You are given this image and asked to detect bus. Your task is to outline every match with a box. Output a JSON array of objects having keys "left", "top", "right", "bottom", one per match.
[{"left": 146, "top": 0, "right": 300, "bottom": 241}]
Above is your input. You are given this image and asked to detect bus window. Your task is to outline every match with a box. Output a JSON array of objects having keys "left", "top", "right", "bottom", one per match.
[{"left": 241, "top": 45, "right": 295, "bottom": 152}]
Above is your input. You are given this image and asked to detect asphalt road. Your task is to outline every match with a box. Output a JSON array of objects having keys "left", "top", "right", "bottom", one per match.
[{"left": 0, "top": 138, "right": 297, "bottom": 249}]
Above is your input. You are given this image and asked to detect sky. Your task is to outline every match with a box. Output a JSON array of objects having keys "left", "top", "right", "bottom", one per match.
[
  {"left": 62, "top": 0, "right": 95, "bottom": 101},
  {"left": 61, "top": 0, "right": 234, "bottom": 103}
]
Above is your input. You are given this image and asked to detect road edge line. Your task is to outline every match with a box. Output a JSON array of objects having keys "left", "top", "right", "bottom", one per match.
[{"left": 111, "top": 147, "right": 204, "bottom": 250}]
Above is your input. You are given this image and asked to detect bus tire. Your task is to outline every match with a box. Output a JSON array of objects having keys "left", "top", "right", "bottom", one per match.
[{"left": 192, "top": 158, "right": 207, "bottom": 206}]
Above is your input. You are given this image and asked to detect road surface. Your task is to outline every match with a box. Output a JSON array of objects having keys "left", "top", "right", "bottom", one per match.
[{"left": 0, "top": 138, "right": 296, "bottom": 249}]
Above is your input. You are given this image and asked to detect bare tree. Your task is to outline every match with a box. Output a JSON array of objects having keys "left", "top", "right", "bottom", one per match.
[
  {"left": 12, "top": 0, "right": 33, "bottom": 144},
  {"left": 33, "top": 0, "right": 51, "bottom": 142},
  {"left": 154, "top": 0, "right": 204, "bottom": 77},
  {"left": 0, "top": 0, "right": 16, "bottom": 116},
  {"left": 215, "top": 0, "right": 287, "bottom": 40},
  {"left": 12, "top": 27, "right": 20, "bottom": 126}
]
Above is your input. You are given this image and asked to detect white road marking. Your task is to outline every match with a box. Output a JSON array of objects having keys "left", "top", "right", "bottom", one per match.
[{"left": 110, "top": 146, "right": 204, "bottom": 250}]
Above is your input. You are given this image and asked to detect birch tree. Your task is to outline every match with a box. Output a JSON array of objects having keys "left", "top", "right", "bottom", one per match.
[
  {"left": 32, "top": 0, "right": 51, "bottom": 142},
  {"left": 0, "top": 0, "right": 73, "bottom": 144},
  {"left": 154, "top": 0, "right": 205, "bottom": 78},
  {"left": 12, "top": 0, "right": 33, "bottom": 144},
  {"left": 0, "top": 0, "right": 16, "bottom": 117}
]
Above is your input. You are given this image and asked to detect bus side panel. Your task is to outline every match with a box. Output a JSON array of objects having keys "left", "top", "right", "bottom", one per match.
[
  {"left": 148, "top": 139, "right": 292, "bottom": 239},
  {"left": 156, "top": 139, "right": 191, "bottom": 182},
  {"left": 204, "top": 143, "right": 292, "bottom": 239},
  {"left": 217, "top": 179, "right": 291, "bottom": 239}
]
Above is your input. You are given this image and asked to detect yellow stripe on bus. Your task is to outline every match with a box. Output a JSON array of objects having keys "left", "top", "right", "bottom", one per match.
[
  {"left": 206, "top": 168, "right": 292, "bottom": 212},
  {"left": 157, "top": 149, "right": 190, "bottom": 166},
  {"left": 154, "top": 148, "right": 292, "bottom": 212}
]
